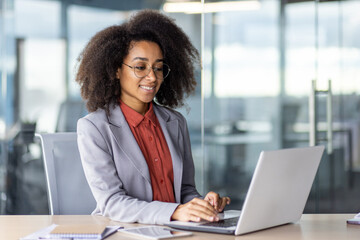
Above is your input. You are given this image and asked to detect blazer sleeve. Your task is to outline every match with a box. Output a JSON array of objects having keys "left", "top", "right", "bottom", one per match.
[
  {"left": 178, "top": 114, "right": 202, "bottom": 203},
  {"left": 77, "top": 117, "right": 179, "bottom": 224}
]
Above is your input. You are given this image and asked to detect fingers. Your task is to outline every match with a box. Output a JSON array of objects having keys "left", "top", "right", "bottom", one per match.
[
  {"left": 218, "top": 197, "right": 231, "bottom": 212},
  {"left": 205, "top": 192, "right": 231, "bottom": 212},
  {"left": 171, "top": 194, "right": 231, "bottom": 222},
  {"left": 194, "top": 197, "right": 217, "bottom": 212},
  {"left": 189, "top": 198, "right": 219, "bottom": 220},
  {"left": 204, "top": 191, "right": 220, "bottom": 209},
  {"left": 187, "top": 208, "right": 218, "bottom": 222},
  {"left": 171, "top": 198, "right": 219, "bottom": 222}
]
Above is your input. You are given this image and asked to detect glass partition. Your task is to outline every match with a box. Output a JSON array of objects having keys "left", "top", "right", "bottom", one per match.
[
  {"left": 201, "top": 0, "right": 360, "bottom": 212},
  {"left": 0, "top": 0, "right": 15, "bottom": 214},
  {"left": 285, "top": 0, "right": 360, "bottom": 213},
  {"left": 203, "top": 0, "right": 280, "bottom": 209},
  {"left": 67, "top": 6, "right": 130, "bottom": 98},
  {"left": 164, "top": 12, "right": 203, "bottom": 193}
]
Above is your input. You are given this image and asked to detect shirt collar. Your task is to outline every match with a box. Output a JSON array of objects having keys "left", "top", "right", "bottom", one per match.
[{"left": 119, "top": 100, "right": 158, "bottom": 128}]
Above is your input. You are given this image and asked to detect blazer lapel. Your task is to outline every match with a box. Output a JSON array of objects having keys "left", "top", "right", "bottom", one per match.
[
  {"left": 154, "top": 105, "right": 183, "bottom": 203},
  {"left": 108, "top": 105, "right": 151, "bottom": 184}
]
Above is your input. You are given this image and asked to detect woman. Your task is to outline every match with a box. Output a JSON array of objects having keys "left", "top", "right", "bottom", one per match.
[{"left": 76, "top": 9, "right": 230, "bottom": 224}]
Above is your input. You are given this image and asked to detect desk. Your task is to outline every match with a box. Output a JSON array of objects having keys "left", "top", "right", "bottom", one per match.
[{"left": 0, "top": 214, "right": 359, "bottom": 240}]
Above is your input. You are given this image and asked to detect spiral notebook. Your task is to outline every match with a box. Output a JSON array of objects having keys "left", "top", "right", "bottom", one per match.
[
  {"left": 46, "top": 224, "right": 114, "bottom": 239},
  {"left": 21, "top": 224, "right": 121, "bottom": 240}
]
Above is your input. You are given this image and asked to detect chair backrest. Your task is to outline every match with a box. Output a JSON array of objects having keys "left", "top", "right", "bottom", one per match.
[
  {"left": 56, "top": 100, "right": 87, "bottom": 132},
  {"left": 36, "top": 132, "right": 96, "bottom": 215}
]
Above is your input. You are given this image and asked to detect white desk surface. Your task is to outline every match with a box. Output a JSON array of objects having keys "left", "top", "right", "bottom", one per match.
[{"left": 0, "top": 214, "right": 359, "bottom": 240}]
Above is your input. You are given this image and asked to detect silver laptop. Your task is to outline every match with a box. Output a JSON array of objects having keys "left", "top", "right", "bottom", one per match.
[{"left": 166, "top": 146, "right": 324, "bottom": 235}]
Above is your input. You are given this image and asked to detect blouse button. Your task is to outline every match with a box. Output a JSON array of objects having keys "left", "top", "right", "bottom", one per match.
[
  {"left": 154, "top": 158, "right": 159, "bottom": 162},
  {"left": 160, "top": 179, "right": 164, "bottom": 184},
  {"left": 149, "top": 136, "right": 153, "bottom": 141}
]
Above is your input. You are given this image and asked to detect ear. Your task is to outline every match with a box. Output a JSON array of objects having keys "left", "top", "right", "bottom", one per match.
[{"left": 116, "top": 68, "right": 121, "bottom": 79}]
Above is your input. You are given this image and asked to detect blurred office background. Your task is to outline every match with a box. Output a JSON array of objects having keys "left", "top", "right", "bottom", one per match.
[{"left": 0, "top": 0, "right": 360, "bottom": 215}]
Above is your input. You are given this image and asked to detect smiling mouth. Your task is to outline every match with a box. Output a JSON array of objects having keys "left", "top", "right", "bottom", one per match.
[{"left": 140, "top": 85, "right": 155, "bottom": 90}]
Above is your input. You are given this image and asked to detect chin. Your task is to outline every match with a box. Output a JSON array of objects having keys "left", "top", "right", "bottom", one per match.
[{"left": 140, "top": 98, "right": 154, "bottom": 104}]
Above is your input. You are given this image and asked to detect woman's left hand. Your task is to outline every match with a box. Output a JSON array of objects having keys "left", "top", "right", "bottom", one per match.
[{"left": 204, "top": 191, "right": 231, "bottom": 213}]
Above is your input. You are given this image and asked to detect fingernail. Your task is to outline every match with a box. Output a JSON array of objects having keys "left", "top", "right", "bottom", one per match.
[{"left": 209, "top": 216, "right": 214, "bottom": 221}]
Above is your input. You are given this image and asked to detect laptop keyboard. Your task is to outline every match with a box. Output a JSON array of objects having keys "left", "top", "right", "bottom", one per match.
[{"left": 201, "top": 217, "right": 239, "bottom": 228}]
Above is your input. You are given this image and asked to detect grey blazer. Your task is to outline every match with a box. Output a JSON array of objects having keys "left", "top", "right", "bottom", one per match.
[{"left": 77, "top": 103, "right": 201, "bottom": 224}]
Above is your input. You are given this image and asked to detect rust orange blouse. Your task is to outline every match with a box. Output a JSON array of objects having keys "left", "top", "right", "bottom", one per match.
[{"left": 119, "top": 100, "right": 175, "bottom": 203}]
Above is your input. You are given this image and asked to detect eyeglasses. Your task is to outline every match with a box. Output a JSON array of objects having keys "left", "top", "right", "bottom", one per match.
[{"left": 122, "top": 62, "right": 171, "bottom": 79}]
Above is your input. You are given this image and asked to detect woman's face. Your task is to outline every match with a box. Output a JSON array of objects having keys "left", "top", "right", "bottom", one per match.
[{"left": 116, "top": 40, "right": 164, "bottom": 114}]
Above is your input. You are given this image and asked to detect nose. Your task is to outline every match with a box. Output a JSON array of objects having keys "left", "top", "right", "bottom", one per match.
[{"left": 145, "top": 67, "right": 157, "bottom": 82}]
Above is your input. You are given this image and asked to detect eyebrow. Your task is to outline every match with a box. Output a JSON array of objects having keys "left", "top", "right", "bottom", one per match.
[{"left": 131, "top": 57, "right": 164, "bottom": 62}]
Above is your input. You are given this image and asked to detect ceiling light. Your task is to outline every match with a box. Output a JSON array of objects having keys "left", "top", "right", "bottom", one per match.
[{"left": 163, "top": 1, "right": 260, "bottom": 14}]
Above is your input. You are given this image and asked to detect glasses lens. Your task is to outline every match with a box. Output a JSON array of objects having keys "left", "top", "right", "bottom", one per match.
[
  {"left": 134, "top": 62, "right": 151, "bottom": 78},
  {"left": 133, "top": 62, "right": 170, "bottom": 79},
  {"left": 154, "top": 63, "right": 170, "bottom": 79}
]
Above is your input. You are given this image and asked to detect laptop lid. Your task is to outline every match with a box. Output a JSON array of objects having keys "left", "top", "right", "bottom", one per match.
[
  {"left": 166, "top": 146, "right": 324, "bottom": 235},
  {"left": 235, "top": 145, "right": 324, "bottom": 235}
]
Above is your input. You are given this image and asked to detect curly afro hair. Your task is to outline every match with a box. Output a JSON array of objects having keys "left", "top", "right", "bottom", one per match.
[{"left": 75, "top": 9, "right": 199, "bottom": 114}]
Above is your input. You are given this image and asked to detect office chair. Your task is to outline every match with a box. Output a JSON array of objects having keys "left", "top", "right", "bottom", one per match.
[
  {"left": 36, "top": 132, "right": 96, "bottom": 215},
  {"left": 56, "top": 100, "right": 87, "bottom": 132}
]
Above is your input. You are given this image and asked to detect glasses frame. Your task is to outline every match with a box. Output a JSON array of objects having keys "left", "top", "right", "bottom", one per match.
[{"left": 122, "top": 62, "right": 171, "bottom": 79}]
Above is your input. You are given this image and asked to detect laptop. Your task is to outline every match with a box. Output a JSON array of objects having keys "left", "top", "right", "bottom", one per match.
[{"left": 166, "top": 146, "right": 324, "bottom": 235}]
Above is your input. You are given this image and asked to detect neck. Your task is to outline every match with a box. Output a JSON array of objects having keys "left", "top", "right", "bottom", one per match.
[
  {"left": 137, "top": 103, "right": 149, "bottom": 116},
  {"left": 121, "top": 98, "right": 149, "bottom": 116}
]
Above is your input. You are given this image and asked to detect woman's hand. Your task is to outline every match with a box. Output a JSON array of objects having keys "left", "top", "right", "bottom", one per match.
[
  {"left": 171, "top": 198, "right": 219, "bottom": 222},
  {"left": 204, "top": 191, "right": 231, "bottom": 213}
]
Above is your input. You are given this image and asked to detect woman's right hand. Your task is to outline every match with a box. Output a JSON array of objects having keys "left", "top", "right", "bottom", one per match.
[{"left": 171, "top": 198, "right": 220, "bottom": 222}]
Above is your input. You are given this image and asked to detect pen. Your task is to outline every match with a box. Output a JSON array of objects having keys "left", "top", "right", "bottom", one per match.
[{"left": 347, "top": 219, "right": 360, "bottom": 225}]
